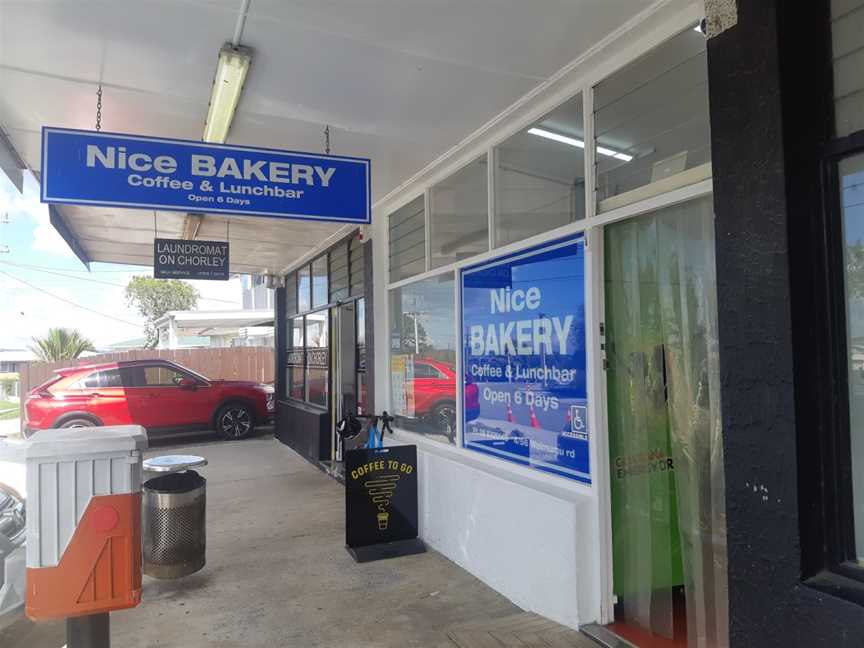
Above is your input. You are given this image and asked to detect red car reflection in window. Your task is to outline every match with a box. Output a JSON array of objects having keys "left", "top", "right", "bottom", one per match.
[{"left": 411, "top": 359, "right": 479, "bottom": 429}]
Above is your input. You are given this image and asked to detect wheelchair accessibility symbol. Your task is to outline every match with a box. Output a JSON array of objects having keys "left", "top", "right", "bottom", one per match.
[{"left": 569, "top": 405, "right": 588, "bottom": 441}]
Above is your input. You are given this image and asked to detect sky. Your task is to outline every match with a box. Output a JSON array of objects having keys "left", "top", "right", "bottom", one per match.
[{"left": 0, "top": 171, "right": 243, "bottom": 351}]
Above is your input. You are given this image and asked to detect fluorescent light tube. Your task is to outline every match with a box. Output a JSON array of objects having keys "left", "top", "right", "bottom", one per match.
[
  {"left": 528, "top": 127, "right": 633, "bottom": 162},
  {"left": 203, "top": 44, "right": 252, "bottom": 143},
  {"left": 528, "top": 127, "right": 585, "bottom": 149}
]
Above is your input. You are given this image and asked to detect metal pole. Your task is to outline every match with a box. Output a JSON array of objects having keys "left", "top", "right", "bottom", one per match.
[{"left": 67, "top": 612, "right": 110, "bottom": 648}]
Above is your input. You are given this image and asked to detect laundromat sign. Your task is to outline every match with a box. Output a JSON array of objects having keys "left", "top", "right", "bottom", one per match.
[
  {"left": 154, "top": 238, "right": 229, "bottom": 281},
  {"left": 40, "top": 128, "right": 371, "bottom": 224}
]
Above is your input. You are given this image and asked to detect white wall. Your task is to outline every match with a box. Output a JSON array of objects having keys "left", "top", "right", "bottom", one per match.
[{"left": 389, "top": 429, "right": 601, "bottom": 629}]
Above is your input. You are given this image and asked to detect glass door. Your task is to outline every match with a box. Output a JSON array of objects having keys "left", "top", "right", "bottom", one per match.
[
  {"left": 333, "top": 301, "right": 358, "bottom": 463},
  {"left": 603, "top": 195, "right": 728, "bottom": 648}
]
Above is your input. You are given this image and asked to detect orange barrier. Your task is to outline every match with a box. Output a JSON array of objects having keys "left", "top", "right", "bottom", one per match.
[{"left": 26, "top": 493, "right": 142, "bottom": 620}]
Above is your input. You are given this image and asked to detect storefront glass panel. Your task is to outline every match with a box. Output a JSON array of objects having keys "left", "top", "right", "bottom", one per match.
[
  {"left": 285, "top": 271, "right": 297, "bottom": 316},
  {"left": 356, "top": 298, "right": 367, "bottom": 414},
  {"left": 594, "top": 28, "right": 710, "bottom": 213},
  {"left": 495, "top": 94, "right": 585, "bottom": 247},
  {"left": 298, "top": 265, "right": 312, "bottom": 313},
  {"left": 305, "top": 311, "right": 329, "bottom": 408},
  {"left": 390, "top": 196, "right": 426, "bottom": 282},
  {"left": 605, "top": 195, "right": 727, "bottom": 647},
  {"left": 287, "top": 317, "right": 304, "bottom": 400},
  {"left": 329, "top": 241, "right": 350, "bottom": 302},
  {"left": 389, "top": 273, "right": 457, "bottom": 443},
  {"left": 312, "top": 255, "right": 328, "bottom": 308},
  {"left": 840, "top": 153, "right": 864, "bottom": 561},
  {"left": 429, "top": 156, "right": 488, "bottom": 269}
]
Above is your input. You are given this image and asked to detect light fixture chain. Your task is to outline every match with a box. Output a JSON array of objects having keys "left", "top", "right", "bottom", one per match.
[
  {"left": 324, "top": 125, "right": 331, "bottom": 155},
  {"left": 95, "top": 84, "right": 103, "bottom": 132}
]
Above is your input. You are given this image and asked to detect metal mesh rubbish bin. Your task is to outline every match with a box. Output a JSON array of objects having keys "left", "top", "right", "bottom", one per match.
[{"left": 142, "top": 471, "right": 206, "bottom": 579}]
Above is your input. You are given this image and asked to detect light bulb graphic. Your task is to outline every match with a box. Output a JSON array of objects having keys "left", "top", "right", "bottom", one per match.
[{"left": 364, "top": 474, "right": 400, "bottom": 530}]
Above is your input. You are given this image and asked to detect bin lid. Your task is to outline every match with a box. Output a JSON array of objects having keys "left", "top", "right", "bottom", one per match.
[
  {"left": 23, "top": 425, "right": 148, "bottom": 459},
  {"left": 143, "top": 454, "right": 208, "bottom": 473}
]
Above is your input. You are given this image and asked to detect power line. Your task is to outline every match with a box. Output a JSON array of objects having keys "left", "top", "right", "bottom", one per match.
[
  {"left": 0, "top": 270, "right": 142, "bottom": 328},
  {"left": 0, "top": 260, "right": 241, "bottom": 304},
  {"left": 0, "top": 261, "right": 139, "bottom": 273}
]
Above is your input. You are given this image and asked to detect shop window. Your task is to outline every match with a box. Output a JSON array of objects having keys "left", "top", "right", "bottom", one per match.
[
  {"left": 429, "top": 156, "right": 488, "bottom": 269},
  {"left": 495, "top": 94, "right": 585, "bottom": 247},
  {"left": 285, "top": 272, "right": 297, "bottom": 316},
  {"left": 389, "top": 196, "right": 426, "bottom": 282},
  {"left": 298, "top": 265, "right": 311, "bottom": 313},
  {"left": 349, "top": 234, "right": 365, "bottom": 296},
  {"left": 841, "top": 153, "right": 864, "bottom": 562},
  {"left": 832, "top": 0, "right": 864, "bottom": 137},
  {"left": 795, "top": 4, "right": 864, "bottom": 596},
  {"left": 329, "top": 241, "right": 350, "bottom": 302},
  {"left": 594, "top": 27, "right": 710, "bottom": 212},
  {"left": 287, "top": 317, "right": 304, "bottom": 400},
  {"left": 305, "top": 311, "right": 329, "bottom": 408},
  {"left": 312, "top": 255, "right": 328, "bottom": 308},
  {"left": 388, "top": 273, "right": 457, "bottom": 443}
]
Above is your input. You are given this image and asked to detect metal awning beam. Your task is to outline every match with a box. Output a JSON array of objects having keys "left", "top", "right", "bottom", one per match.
[
  {"left": 49, "top": 206, "right": 91, "bottom": 268},
  {"left": 0, "top": 125, "right": 26, "bottom": 193}
]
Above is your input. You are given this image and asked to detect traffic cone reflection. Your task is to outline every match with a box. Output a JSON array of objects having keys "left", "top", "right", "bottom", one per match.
[
  {"left": 529, "top": 403, "right": 541, "bottom": 429},
  {"left": 506, "top": 402, "right": 514, "bottom": 423}
]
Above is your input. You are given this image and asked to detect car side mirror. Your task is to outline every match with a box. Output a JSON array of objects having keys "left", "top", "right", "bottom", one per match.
[{"left": 178, "top": 378, "right": 197, "bottom": 391}]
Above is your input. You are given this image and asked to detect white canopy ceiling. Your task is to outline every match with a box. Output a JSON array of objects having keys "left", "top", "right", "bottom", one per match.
[{"left": 0, "top": 0, "right": 655, "bottom": 273}]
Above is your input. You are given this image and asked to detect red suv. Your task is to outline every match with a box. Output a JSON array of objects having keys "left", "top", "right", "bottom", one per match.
[
  {"left": 412, "top": 358, "right": 480, "bottom": 426},
  {"left": 24, "top": 359, "right": 275, "bottom": 440}
]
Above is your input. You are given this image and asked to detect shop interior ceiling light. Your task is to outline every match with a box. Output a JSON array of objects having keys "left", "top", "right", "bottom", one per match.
[
  {"left": 203, "top": 44, "right": 252, "bottom": 144},
  {"left": 528, "top": 127, "right": 633, "bottom": 162}
]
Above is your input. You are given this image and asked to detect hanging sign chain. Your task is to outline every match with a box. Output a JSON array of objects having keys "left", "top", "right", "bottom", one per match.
[
  {"left": 324, "top": 125, "right": 331, "bottom": 155},
  {"left": 95, "top": 84, "right": 103, "bottom": 132}
]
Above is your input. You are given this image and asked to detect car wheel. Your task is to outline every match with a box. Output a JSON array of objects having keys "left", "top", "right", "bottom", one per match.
[
  {"left": 431, "top": 402, "right": 457, "bottom": 441},
  {"left": 216, "top": 403, "right": 254, "bottom": 440},
  {"left": 59, "top": 417, "right": 96, "bottom": 429}
]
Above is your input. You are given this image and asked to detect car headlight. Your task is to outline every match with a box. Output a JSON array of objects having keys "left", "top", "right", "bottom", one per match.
[{"left": 265, "top": 392, "right": 275, "bottom": 411}]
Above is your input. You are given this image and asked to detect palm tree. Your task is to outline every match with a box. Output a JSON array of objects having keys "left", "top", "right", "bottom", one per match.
[{"left": 29, "top": 328, "right": 95, "bottom": 362}]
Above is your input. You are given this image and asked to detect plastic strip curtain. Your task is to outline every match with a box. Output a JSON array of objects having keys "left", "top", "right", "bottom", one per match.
[{"left": 605, "top": 195, "right": 728, "bottom": 647}]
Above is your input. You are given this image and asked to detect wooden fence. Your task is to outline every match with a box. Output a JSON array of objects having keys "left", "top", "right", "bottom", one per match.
[{"left": 19, "top": 347, "right": 275, "bottom": 398}]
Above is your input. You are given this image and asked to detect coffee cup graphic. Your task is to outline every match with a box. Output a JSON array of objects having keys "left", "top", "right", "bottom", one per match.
[{"left": 365, "top": 474, "right": 400, "bottom": 532}]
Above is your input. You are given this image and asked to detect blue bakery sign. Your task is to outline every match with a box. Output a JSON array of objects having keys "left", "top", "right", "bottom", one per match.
[
  {"left": 41, "top": 128, "right": 371, "bottom": 224},
  {"left": 461, "top": 234, "right": 590, "bottom": 484}
]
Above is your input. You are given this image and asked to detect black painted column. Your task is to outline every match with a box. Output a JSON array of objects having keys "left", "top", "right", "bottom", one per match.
[
  {"left": 709, "top": 3, "right": 799, "bottom": 642},
  {"left": 709, "top": 1, "right": 864, "bottom": 645}
]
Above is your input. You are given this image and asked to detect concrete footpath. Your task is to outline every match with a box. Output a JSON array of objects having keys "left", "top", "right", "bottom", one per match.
[{"left": 0, "top": 435, "right": 523, "bottom": 648}]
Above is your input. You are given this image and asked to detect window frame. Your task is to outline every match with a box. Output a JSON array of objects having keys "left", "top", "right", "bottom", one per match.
[
  {"left": 382, "top": 22, "right": 715, "bottom": 460},
  {"left": 802, "top": 132, "right": 864, "bottom": 598}
]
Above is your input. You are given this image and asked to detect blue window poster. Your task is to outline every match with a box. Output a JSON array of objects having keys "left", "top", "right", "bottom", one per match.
[{"left": 461, "top": 234, "right": 589, "bottom": 483}]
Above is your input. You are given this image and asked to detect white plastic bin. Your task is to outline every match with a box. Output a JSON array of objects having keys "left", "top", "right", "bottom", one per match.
[{"left": 21, "top": 425, "right": 147, "bottom": 620}]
